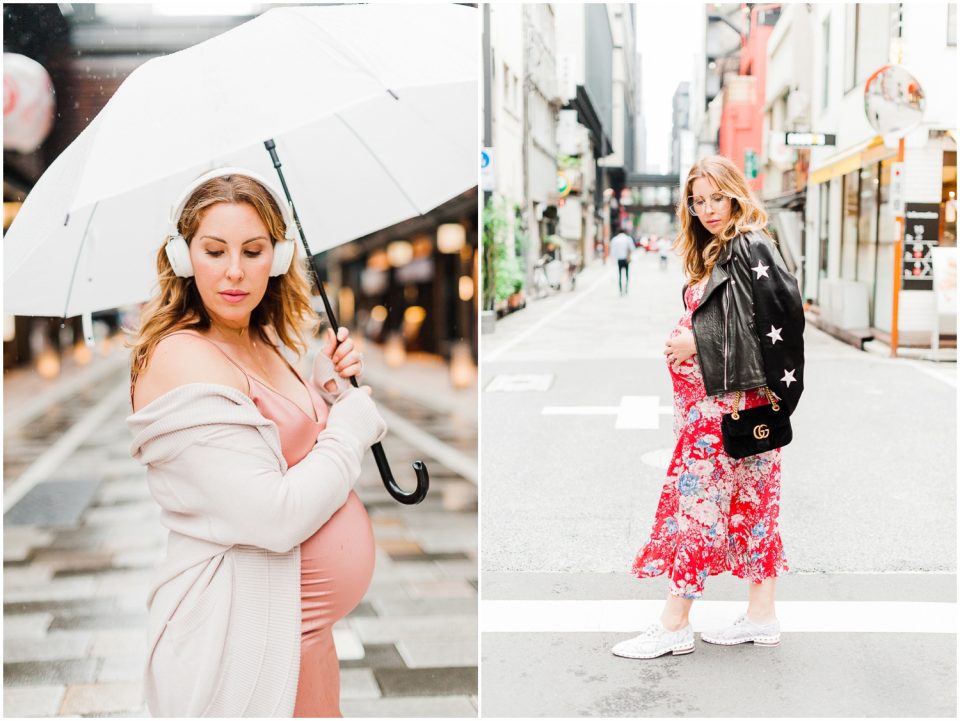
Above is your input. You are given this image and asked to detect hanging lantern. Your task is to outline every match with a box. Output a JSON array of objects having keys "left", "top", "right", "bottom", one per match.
[
  {"left": 437, "top": 223, "right": 466, "bottom": 254},
  {"left": 3, "top": 53, "right": 56, "bottom": 153}
]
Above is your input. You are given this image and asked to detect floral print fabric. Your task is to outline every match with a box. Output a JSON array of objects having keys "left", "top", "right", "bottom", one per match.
[{"left": 632, "top": 279, "right": 789, "bottom": 599}]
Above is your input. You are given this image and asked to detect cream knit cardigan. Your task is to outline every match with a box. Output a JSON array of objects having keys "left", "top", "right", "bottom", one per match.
[{"left": 127, "top": 355, "right": 386, "bottom": 717}]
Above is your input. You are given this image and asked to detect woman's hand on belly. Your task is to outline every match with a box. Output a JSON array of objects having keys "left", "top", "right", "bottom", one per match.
[{"left": 665, "top": 328, "right": 697, "bottom": 371}]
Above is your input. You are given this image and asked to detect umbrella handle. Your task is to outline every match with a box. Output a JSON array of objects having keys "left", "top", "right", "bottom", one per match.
[
  {"left": 371, "top": 442, "right": 430, "bottom": 505},
  {"left": 264, "top": 139, "right": 429, "bottom": 506}
]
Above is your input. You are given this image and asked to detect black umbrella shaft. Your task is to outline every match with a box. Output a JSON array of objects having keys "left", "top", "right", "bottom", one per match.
[{"left": 263, "top": 139, "right": 428, "bottom": 505}]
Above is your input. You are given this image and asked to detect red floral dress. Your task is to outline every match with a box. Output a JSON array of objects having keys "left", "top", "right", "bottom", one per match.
[{"left": 631, "top": 279, "right": 789, "bottom": 599}]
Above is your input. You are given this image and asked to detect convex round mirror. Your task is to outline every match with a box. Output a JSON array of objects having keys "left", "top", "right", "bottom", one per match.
[{"left": 864, "top": 64, "right": 925, "bottom": 135}]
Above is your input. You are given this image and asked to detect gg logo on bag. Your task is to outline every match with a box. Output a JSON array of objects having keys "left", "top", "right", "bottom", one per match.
[{"left": 753, "top": 424, "right": 770, "bottom": 440}]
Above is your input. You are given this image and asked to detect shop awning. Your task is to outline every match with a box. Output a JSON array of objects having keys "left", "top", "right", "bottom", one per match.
[
  {"left": 808, "top": 135, "right": 896, "bottom": 185},
  {"left": 764, "top": 189, "right": 806, "bottom": 211}
]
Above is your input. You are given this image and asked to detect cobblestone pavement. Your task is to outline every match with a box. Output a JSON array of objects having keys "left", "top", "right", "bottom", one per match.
[{"left": 3, "top": 349, "right": 478, "bottom": 718}]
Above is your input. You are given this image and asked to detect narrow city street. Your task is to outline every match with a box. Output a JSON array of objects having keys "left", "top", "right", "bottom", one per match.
[
  {"left": 3, "top": 340, "right": 478, "bottom": 718},
  {"left": 479, "top": 251, "right": 957, "bottom": 717}
]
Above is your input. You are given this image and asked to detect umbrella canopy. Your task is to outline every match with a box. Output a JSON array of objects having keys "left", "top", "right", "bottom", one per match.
[{"left": 4, "top": 3, "right": 477, "bottom": 316}]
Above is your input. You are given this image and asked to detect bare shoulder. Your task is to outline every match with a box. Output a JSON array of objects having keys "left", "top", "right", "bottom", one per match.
[{"left": 133, "top": 333, "right": 248, "bottom": 411}]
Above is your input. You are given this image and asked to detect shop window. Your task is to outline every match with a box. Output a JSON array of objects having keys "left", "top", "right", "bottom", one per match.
[
  {"left": 821, "top": 15, "right": 831, "bottom": 111},
  {"left": 857, "top": 164, "right": 880, "bottom": 322},
  {"left": 877, "top": 159, "right": 899, "bottom": 245},
  {"left": 845, "top": 4, "right": 893, "bottom": 92},
  {"left": 843, "top": 5, "right": 857, "bottom": 92},
  {"left": 757, "top": 7, "right": 781, "bottom": 27},
  {"left": 876, "top": 159, "right": 899, "bottom": 334},
  {"left": 819, "top": 181, "right": 830, "bottom": 279},
  {"left": 942, "top": 150, "right": 957, "bottom": 247},
  {"left": 503, "top": 63, "right": 511, "bottom": 112},
  {"left": 841, "top": 170, "right": 859, "bottom": 279},
  {"left": 856, "top": 5, "right": 891, "bottom": 86}
]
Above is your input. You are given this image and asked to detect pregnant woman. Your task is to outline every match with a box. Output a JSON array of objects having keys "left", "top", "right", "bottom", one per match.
[
  {"left": 128, "top": 168, "right": 386, "bottom": 716},
  {"left": 613, "top": 155, "right": 805, "bottom": 660}
]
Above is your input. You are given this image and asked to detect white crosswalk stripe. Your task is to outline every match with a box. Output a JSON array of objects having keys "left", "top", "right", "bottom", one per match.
[{"left": 481, "top": 599, "right": 957, "bottom": 634}]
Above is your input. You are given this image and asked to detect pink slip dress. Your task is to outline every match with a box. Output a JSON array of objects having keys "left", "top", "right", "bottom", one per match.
[{"left": 153, "top": 331, "right": 375, "bottom": 717}]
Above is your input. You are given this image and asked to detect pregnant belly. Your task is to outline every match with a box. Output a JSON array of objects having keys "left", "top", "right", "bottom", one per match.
[{"left": 300, "top": 491, "right": 374, "bottom": 640}]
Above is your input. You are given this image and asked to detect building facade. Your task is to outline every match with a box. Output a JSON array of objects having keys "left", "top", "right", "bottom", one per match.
[
  {"left": 804, "top": 3, "right": 956, "bottom": 347},
  {"left": 761, "top": 3, "right": 815, "bottom": 289},
  {"left": 555, "top": 2, "right": 616, "bottom": 256}
]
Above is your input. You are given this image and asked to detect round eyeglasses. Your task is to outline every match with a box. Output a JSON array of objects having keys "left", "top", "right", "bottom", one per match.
[{"left": 687, "top": 193, "right": 730, "bottom": 217}]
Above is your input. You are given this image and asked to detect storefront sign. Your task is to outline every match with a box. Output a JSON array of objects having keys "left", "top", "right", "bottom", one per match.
[
  {"left": 902, "top": 202, "right": 940, "bottom": 291},
  {"left": 481, "top": 148, "right": 495, "bottom": 192},
  {"left": 784, "top": 132, "right": 836, "bottom": 147}
]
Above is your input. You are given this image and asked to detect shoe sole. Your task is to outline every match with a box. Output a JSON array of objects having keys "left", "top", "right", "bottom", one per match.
[
  {"left": 612, "top": 642, "right": 696, "bottom": 659},
  {"left": 700, "top": 634, "right": 781, "bottom": 647}
]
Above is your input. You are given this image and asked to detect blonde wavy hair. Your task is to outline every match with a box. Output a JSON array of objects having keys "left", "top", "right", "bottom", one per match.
[
  {"left": 674, "top": 155, "right": 770, "bottom": 284},
  {"left": 128, "top": 174, "right": 318, "bottom": 390}
]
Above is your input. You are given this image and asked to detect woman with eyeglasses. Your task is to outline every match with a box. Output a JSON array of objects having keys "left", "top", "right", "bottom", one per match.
[{"left": 612, "top": 155, "right": 805, "bottom": 660}]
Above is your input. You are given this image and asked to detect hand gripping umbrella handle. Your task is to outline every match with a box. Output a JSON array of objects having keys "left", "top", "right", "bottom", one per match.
[{"left": 264, "top": 140, "right": 428, "bottom": 505}]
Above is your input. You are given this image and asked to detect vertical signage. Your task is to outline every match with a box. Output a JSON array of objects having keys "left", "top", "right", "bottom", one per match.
[
  {"left": 744, "top": 149, "right": 758, "bottom": 179},
  {"left": 902, "top": 202, "right": 940, "bottom": 290},
  {"left": 889, "top": 162, "right": 905, "bottom": 218},
  {"left": 481, "top": 148, "right": 495, "bottom": 192}
]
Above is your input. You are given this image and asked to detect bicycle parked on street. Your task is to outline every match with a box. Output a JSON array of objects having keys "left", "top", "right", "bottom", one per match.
[{"left": 531, "top": 253, "right": 577, "bottom": 298}]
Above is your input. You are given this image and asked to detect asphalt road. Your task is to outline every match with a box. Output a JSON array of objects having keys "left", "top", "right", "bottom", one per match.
[{"left": 479, "top": 251, "right": 957, "bottom": 717}]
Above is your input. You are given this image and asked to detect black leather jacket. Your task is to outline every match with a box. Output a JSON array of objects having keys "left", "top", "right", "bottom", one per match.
[{"left": 685, "top": 230, "right": 805, "bottom": 414}]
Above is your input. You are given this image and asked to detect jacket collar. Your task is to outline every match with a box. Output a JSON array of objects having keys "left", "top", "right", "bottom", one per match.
[
  {"left": 717, "top": 236, "right": 736, "bottom": 265},
  {"left": 697, "top": 235, "right": 738, "bottom": 310}
]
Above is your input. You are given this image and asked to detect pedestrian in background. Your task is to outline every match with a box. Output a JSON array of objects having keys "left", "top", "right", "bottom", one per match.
[
  {"left": 609, "top": 226, "right": 634, "bottom": 296},
  {"left": 612, "top": 155, "right": 805, "bottom": 660},
  {"left": 127, "top": 168, "right": 387, "bottom": 716},
  {"left": 657, "top": 235, "right": 671, "bottom": 270}
]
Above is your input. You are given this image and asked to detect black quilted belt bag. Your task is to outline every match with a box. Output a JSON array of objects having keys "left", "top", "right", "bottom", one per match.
[{"left": 720, "top": 388, "right": 792, "bottom": 459}]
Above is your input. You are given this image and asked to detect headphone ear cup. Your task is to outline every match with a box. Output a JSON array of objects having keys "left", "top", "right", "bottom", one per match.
[
  {"left": 269, "top": 239, "right": 295, "bottom": 277},
  {"left": 165, "top": 235, "right": 195, "bottom": 278}
]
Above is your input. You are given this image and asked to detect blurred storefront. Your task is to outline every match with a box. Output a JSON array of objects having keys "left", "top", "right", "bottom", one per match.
[
  {"left": 810, "top": 139, "right": 957, "bottom": 338},
  {"left": 320, "top": 188, "right": 479, "bottom": 374},
  {"left": 3, "top": 3, "right": 258, "bottom": 371}
]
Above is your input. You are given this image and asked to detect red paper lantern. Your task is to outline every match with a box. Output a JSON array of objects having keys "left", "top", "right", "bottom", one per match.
[{"left": 3, "top": 53, "right": 55, "bottom": 153}]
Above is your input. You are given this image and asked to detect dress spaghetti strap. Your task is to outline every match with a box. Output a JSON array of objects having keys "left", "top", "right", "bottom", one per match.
[
  {"left": 130, "top": 330, "right": 251, "bottom": 410},
  {"left": 163, "top": 330, "right": 251, "bottom": 378}
]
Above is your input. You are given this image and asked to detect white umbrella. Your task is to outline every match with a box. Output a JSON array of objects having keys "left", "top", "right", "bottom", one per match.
[
  {"left": 4, "top": 3, "right": 477, "bottom": 505},
  {"left": 4, "top": 3, "right": 476, "bottom": 316}
]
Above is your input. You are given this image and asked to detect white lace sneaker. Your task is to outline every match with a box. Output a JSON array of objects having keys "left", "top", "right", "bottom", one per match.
[
  {"left": 700, "top": 613, "right": 781, "bottom": 647},
  {"left": 611, "top": 622, "right": 695, "bottom": 659}
]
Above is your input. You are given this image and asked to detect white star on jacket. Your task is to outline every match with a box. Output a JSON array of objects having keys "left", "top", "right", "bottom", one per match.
[
  {"left": 781, "top": 369, "right": 797, "bottom": 387},
  {"left": 767, "top": 326, "right": 783, "bottom": 344},
  {"left": 751, "top": 260, "right": 770, "bottom": 279}
]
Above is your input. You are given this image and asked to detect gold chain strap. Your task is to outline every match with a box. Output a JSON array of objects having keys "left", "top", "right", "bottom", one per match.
[
  {"left": 763, "top": 387, "right": 781, "bottom": 412},
  {"left": 730, "top": 387, "right": 780, "bottom": 421}
]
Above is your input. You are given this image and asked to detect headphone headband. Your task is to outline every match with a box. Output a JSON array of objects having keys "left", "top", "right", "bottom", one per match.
[
  {"left": 164, "top": 166, "right": 298, "bottom": 278},
  {"left": 168, "top": 166, "right": 296, "bottom": 242}
]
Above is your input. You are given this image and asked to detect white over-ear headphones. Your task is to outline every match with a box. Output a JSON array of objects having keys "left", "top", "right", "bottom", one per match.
[{"left": 165, "top": 166, "right": 298, "bottom": 278}]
